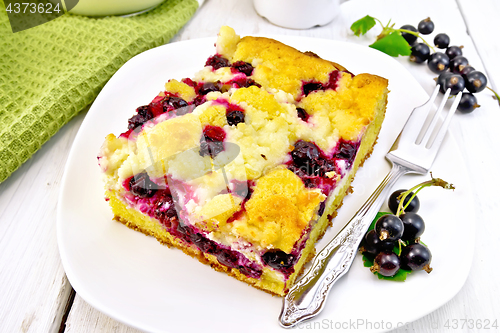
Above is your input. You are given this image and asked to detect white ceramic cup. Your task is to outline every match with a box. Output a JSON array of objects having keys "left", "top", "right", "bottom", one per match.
[
  {"left": 68, "top": 0, "right": 166, "bottom": 16},
  {"left": 253, "top": 0, "right": 340, "bottom": 30}
]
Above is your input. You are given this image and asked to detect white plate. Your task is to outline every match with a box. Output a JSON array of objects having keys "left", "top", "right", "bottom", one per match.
[{"left": 57, "top": 36, "right": 474, "bottom": 333}]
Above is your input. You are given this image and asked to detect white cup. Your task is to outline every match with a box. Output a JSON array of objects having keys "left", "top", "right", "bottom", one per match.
[
  {"left": 68, "top": 0, "right": 166, "bottom": 16},
  {"left": 253, "top": 0, "right": 341, "bottom": 30}
]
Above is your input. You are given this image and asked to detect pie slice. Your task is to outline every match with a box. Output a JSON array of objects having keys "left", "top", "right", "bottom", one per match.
[{"left": 98, "top": 26, "right": 389, "bottom": 296}]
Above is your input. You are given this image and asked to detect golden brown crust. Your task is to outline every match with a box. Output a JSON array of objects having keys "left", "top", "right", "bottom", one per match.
[
  {"left": 230, "top": 34, "right": 344, "bottom": 99},
  {"left": 238, "top": 168, "right": 325, "bottom": 253}
]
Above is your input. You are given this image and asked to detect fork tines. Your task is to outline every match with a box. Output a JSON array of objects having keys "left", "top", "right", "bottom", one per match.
[{"left": 417, "top": 86, "right": 462, "bottom": 151}]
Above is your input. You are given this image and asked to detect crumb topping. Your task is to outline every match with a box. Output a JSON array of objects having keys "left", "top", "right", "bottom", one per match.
[{"left": 234, "top": 168, "right": 325, "bottom": 253}]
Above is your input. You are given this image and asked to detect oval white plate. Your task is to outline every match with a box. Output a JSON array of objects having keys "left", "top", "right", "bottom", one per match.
[{"left": 57, "top": 36, "right": 474, "bottom": 333}]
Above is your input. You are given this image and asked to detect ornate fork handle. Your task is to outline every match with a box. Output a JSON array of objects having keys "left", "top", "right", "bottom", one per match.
[{"left": 279, "top": 162, "right": 412, "bottom": 328}]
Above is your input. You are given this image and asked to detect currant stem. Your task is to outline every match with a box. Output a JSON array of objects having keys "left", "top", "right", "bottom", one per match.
[
  {"left": 372, "top": 16, "right": 436, "bottom": 51},
  {"left": 374, "top": 18, "right": 392, "bottom": 40},
  {"left": 486, "top": 86, "right": 500, "bottom": 106},
  {"left": 395, "top": 173, "right": 455, "bottom": 216},
  {"left": 397, "top": 28, "right": 436, "bottom": 52}
]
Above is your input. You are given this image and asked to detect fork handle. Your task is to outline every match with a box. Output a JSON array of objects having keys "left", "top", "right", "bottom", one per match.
[{"left": 279, "top": 162, "right": 412, "bottom": 328}]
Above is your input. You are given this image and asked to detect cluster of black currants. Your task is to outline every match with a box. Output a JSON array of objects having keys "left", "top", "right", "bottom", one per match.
[
  {"left": 360, "top": 189, "right": 433, "bottom": 277},
  {"left": 402, "top": 18, "right": 487, "bottom": 114}
]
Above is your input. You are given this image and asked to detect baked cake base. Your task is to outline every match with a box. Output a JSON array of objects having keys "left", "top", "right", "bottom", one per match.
[
  {"left": 106, "top": 93, "right": 386, "bottom": 296},
  {"left": 98, "top": 26, "right": 389, "bottom": 296}
]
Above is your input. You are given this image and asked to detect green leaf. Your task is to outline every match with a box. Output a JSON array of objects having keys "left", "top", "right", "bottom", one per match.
[
  {"left": 350, "top": 15, "right": 376, "bottom": 36},
  {"left": 369, "top": 32, "right": 412, "bottom": 57}
]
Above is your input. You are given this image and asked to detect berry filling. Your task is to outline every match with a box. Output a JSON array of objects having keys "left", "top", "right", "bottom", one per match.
[
  {"left": 301, "top": 70, "right": 341, "bottom": 97},
  {"left": 145, "top": 95, "right": 192, "bottom": 118},
  {"left": 127, "top": 172, "right": 158, "bottom": 198},
  {"left": 333, "top": 139, "right": 359, "bottom": 167},
  {"left": 231, "top": 61, "right": 254, "bottom": 76},
  {"left": 199, "top": 82, "right": 222, "bottom": 95},
  {"left": 287, "top": 139, "right": 359, "bottom": 195},
  {"left": 175, "top": 218, "right": 262, "bottom": 279},
  {"left": 205, "top": 55, "right": 230, "bottom": 70},
  {"left": 128, "top": 105, "right": 153, "bottom": 130},
  {"left": 231, "top": 179, "right": 253, "bottom": 201},
  {"left": 199, "top": 125, "right": 226, "bottom": 158},
  {"left": 119, "top": 128, "right": 134, "bottom": 139},
  {"left": 296, "top": 107, "right": 310, "bottom": 122},
  {"left": 228, "top": 76, "right": 261, "bottom": 88},
  {"left": 226, "top": 110, "right": 245, "bottom": 126},
  {"left": 181, "top": 77, "right": 197, "bottom": 88},
  {"left": 123, "top": 174, "right": 263, "bottom": 279},
  {"left": 153, "top": 191, "right": 178, "bottom": 229},
  {"left": 261, "top": 249, "right": 297, "bottom": 275},
  {"left": 192, "top": 95, "right": 206, "bottom": 107},
  {"left": 302, "top": 82, "right": 323, "bottom": 96}
]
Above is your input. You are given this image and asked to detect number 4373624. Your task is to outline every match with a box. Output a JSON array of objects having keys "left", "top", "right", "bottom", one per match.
[
  {"left": 5, "top": 2, "right": 62, "bottom": 14},
  {"left": 444, "top": 319, "right": 498, "bottom": 330}
]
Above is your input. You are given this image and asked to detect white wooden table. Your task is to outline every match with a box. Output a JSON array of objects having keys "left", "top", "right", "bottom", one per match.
[{"left": 1, "top": 0, "right": 499, "bottom": 332}]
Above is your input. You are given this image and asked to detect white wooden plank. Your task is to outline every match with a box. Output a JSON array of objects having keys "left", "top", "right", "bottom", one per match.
[
  {"left": 457, "top": 0, "right": 500, "bottom": 91},
  {"left": 0, "top": 112, "right": 86, "bottom": 333},
  {"left": 65, "top": 295, "right": 143, "bottom": 333},
  {"left": 64, "top": 0, "right": 500, "bottom": 332}
]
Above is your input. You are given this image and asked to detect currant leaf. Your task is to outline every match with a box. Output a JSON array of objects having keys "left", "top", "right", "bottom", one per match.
[
  {"left": 350, "top": 15, "right": 376, "bottom": 36},
  {"left": 369, "top": 32, "right": 412, "bottom": 57}
]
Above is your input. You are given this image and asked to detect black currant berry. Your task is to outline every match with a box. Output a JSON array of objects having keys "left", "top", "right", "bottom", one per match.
[
  {"left": 434, "top": 33, "right": 450, "bottom": 49},
  {"left": 291, "top": 140, "right": 320, "bottom": 168},
  {"left": 464, "top": 70, "right": 488, "bottom": 93},
  {"left": 400, "top": 243, "right": 433, "bottom": 273},
  {"left": 410, "top": 43, "right": 430, "bottom": 63},
  {"left": 457, "top": 93, "right": 480, "bottom": 114},
  {"left": 154, "top": 193, "right": 178, "bottom": 226},
  {"left": 361, "top": 229, "right": 396, "bottom": 255},
  {"left": 400, "top": 25, "right": 418, "bottom": 45},
  {"left": 334, "top": 141, "right": 357, "bottom": 161},
  {"left": 303, "top": 82, "right": 323, "bottom": 96},
  {"left": 231, "top": 61, "right": 254, "bottom": 76},
  {"left": 445, "top": 45, "right": 463, "bottom": 60},
  {"left": 226, "top": 110, "right": 245, "bottom": 126},
  {"left": 205, "top": 55, "right": 230, "bottom": 70},
  {"left": 128, "top": 105, "right": 153, "bottom": 130},
  {"left": 375, "top": 214, "right": 404, "bottom": 242},
  {"left": 427, "top": 52, "right": 450, "bottom": 74},
  {"left": 199, "top": 82, "right": 222, "bottom": 95},
  {"left": 439, "top": 73, "right": 465, "bottom": 95},
  {"left": 449, "top": 56, "right": 469, "bottom": 74},
  {"left": 400, "top": 212, "right": 425, "bottom": 241},
  {"left": 261, "top": 250, "right": 295, "bottom": 269},
  {"left": 296, "top": 107, "right": 309, "bottom": 122},
  {"left": 129, "top": 172, "right": 157, "bottom": 198},
  {"left": 370, "top": 252, "right": 400, "bottom": 277},
  {"left": 388, "top": 189, "right": 420, "bottom": 214},
  {"left": 418, "top": 18, "right": 434, "bottom": 35},
  {"left": 436, "top": 71, "right": 453, "bottom": 88},
  {"left": 459, "top": 65, "right": 475, "bottom": 76}
]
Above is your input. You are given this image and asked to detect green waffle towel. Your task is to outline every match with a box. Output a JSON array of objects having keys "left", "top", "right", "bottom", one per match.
[{"left": 0, "top": 0, "right": 198, "bottom": 183}]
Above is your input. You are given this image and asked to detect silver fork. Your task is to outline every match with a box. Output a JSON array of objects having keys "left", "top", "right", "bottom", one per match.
[{"left": 279, "top": 86, "right": 462, "bottom": 328}]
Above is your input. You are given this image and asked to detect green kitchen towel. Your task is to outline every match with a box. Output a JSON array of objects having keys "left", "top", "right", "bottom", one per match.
[{"left": 0, "top": 0, "right": 198, "bottom": 183}]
